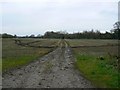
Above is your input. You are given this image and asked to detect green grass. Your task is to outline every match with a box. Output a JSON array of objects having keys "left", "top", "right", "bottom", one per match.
[
  {"left": 3, "top": 55, "right": 38, "bottom": 71},
  {"left": 2, "top": 38, "right": 58, "bottom": 72},
  {"left": 75, "top": 54, "right": 119, "bottom": 88},
  {"left": 69, "top": 39, "right": 119, "bottom": 88}
]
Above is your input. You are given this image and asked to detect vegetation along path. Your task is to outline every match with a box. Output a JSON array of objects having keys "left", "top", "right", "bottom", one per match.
[{"left": 3, "top": 40, "right": 94, "bottom": 88}]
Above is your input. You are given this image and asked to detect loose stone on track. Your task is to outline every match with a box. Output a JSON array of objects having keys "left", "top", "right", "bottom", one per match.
[{"left": 2, "top": 40, "right": 94, "bottom": 88}]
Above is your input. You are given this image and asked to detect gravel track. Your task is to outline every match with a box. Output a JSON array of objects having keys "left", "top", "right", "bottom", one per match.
[{"left": 2, "top": 40, "right": 94, "bottom": 88}]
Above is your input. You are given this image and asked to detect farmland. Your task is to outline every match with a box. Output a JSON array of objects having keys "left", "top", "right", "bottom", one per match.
[
  {"left": 67, "top": 39, "right": 119, "bottom": 47},
  {"left": 2, "top": 38, "right": 119, "bottom": 88},
  {"left": 2, "top": 38, "right": 59, "bottom": 72}
]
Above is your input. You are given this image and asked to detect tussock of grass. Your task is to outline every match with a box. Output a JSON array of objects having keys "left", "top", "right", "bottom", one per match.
[
  {"left": 43, "top": 61, "right": 53, "bottom": 73},
  {"left": 75, "top": 54, "right": 119, "bottom": 88}
]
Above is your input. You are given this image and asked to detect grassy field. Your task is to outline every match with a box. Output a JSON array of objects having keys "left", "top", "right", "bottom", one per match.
[
  {"left": 68, "top": 39, "right": 119, "bottom": 88},
  {"left": 2, "top": 38, "right": 119, "bottom": 88},
  {"left": 17, "top": 38, "right": 59, "bottom": 46},
  {"left": 67, "top": 39, "right": 119, "bottom": 46},
  {"left": 27, "top": 39, "right": 59, "bottom": 47},
  {"left": 2, "top": 38, "right": 59, "bottom": 72}
]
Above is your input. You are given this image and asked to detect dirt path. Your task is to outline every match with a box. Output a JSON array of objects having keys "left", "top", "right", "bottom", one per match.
[{"left": 2, "top": 40, "right": 94, "bottom": 88}]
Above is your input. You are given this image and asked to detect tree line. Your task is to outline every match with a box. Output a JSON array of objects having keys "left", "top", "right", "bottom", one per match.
[
  {"left": 43, "top": 29, "right": 119, "bottom": 39},
  {"left": 1, "top": 22, "right": 120, "bottom": 39},
  {"left": 43, "top": 22, "right": 120, "bottom": 39}
]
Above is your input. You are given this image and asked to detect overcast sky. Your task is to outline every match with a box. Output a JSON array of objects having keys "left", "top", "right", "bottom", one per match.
[{"left": 0, "top": 0, "right": 119, "bottom": 36}]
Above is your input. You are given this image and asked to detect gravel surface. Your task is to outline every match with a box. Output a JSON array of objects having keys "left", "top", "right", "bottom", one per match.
[{"left": 2, "top": 40, "right": 95, "bottom": 88}]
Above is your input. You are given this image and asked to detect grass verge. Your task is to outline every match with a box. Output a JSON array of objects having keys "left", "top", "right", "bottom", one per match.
[
  {"left": 69, "top": 39, "right": 119, "bottom": 88},
  {"left": 75, "top": 54, "right": 119, "bottom": 88}
]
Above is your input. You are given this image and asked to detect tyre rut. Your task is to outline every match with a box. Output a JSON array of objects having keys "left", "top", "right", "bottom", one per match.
[{"left": 3, "top": 39, "right": 95, "bottom": 88}]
